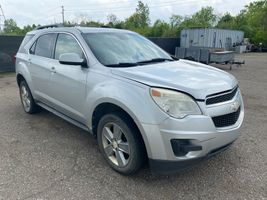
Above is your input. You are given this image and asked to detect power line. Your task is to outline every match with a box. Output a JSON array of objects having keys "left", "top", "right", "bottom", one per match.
[
  {"left": 63, "top": 0, "right": 138, "bottom": 9},
  {"left": 64, "top": 0, "right": 208, "bottom": 13},
  {"left": 15, "top": 0, "right": 209, "bottom": 26}
]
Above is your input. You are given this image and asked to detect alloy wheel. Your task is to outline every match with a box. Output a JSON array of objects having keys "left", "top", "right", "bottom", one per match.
[
  {"left": 101, "top": 122, "right": 130, "bottom": 167},
  {"left": 20, "top": 85, "right": 31, "bottom": 112}
]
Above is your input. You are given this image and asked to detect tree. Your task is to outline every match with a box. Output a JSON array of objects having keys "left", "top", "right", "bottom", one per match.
[
  {"left": 180, "top": 7, "right": 217, "bottom": 28},
  {"left": 20, "top": 24, "right": 37, "bottom": 35},
  {"left": 107, "top": 14, "right": 119, "bottom": 26},
  {"left": 1, "top": 0, "right": 266, "bottom": 45},
  {"left": 170, "top": 15, "right": 183, "bottom": 28},
  {"left": 217, "top": 13, "right": 236, "bottom": 29},
  {"left": 243, "top": 0, "right": 267, "bottom": 44},
  {"left": 124, "top": 1, "right": 150, "bottom": 30},
  {"left": 80, "top": 20, "right": 104, "bottom": 27},
  {"left": 3, "top": 19, "right": 21, "bottom": 35},
  {"left": 149, "top": 20, "right": 168, "bottom": 36}
]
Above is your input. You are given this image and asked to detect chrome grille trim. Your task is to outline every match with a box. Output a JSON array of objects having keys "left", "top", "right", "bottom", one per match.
[{"left": 206, "top": 86, "right": 238, "bottom": 105}]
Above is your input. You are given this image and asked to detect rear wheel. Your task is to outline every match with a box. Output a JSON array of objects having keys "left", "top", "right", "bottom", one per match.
[
  {"left": 97, "top": 112, "right": 145, "bottom": 175},
  {"left": 19, "top": 80, "right": 40, "bottom": 114}
]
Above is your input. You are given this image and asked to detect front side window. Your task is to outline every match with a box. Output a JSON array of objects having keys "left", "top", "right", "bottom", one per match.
[
  {"left": 35, "top": 34, "right": 56, "bottom": 58},
  {"left": 83, "top": 32, "right": 172, "bottom": 67},
  {"left": 54, "top": 34, "right": 84, "bottom": 60}
]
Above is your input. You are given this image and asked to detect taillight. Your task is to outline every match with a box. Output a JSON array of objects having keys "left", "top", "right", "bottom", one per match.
[{"left": 13, "top": 53, "right": 16, "bottom": 64}]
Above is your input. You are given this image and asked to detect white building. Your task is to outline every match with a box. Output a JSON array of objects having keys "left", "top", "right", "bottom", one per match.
[{"left": 180, "top": 28, "right": 244, "bottom": 50}]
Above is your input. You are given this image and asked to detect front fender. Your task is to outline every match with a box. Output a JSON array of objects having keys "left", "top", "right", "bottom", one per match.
[
  {"left": 83, "top": 76, "right": 169, "bottom": 157},
  {"left": 85, "top": 77, "right": 168, "bottom": 127}
]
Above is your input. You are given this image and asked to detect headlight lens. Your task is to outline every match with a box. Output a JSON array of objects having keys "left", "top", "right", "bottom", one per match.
[{"left": 150, "top": 88, "right": 201, "bottom": 119}]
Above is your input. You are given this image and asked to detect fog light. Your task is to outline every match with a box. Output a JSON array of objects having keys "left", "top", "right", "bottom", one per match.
[{"left": 171, "top": 139, "right": 202, "bottom": 157}]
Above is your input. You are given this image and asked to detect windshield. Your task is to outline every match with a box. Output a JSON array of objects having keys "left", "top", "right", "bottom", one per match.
[{"left": 82, "top": 32, "right": 172, "bottom": 67}]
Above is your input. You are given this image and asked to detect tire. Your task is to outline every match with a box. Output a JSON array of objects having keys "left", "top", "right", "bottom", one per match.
[
  {"left": 19, "top": 80, "right": 40, "bottom": 114},
  {"left": 97, "top": 112, "right": 145, "bottom": 175}
]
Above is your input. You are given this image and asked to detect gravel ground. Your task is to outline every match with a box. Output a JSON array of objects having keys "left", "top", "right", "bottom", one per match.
[{"left": 0, "top": 53, "right": 266, "bottom": 200}]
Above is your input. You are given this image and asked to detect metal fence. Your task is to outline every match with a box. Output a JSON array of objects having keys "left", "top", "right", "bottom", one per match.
[
  {"left": 0, "top": 36, "right": 24, "bottom": 72},
  {"left": 0, "top": 36, "right": 180, "bottom": 73},
  {"left": 148, "top": 37, "right": 180, "bottom": 55}
]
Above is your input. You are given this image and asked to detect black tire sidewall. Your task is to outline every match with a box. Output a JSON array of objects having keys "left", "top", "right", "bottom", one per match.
[
  {"left": 97, "top": 112, "right": 144, "bottom": 175},
  {"left": 19, "top": 81, "right": 37, "bottom": 114}
]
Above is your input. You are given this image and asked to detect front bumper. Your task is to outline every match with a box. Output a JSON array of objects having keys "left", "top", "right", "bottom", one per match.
[
  {"left": 140, "top": 89, "right": 244, "bottom": 174},
  {"left": 149, "top": 141, "right": 234, "bottom": 175}
]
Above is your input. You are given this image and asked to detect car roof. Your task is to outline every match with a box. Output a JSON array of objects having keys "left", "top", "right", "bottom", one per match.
[{"left": 26, "top": 26, "right": 133, "bottom": 35}]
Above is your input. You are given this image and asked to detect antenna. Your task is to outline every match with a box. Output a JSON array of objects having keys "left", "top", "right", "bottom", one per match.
[{"left": 0, "top": 5, "right": 6, "bottom": 32}]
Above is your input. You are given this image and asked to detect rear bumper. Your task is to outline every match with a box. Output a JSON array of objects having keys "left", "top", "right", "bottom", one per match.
[{"left": 149, "top": 141, "right": 234, "bottom": 175}]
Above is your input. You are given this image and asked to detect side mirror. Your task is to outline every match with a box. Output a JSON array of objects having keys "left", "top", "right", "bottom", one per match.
[{"left": 59, "top": 53, "right": 88, "bottom": 68}]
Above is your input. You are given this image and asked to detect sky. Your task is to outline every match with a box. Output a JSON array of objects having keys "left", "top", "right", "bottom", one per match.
[{"left": 0, "top": 0, "right": 256, "bottom": 27}]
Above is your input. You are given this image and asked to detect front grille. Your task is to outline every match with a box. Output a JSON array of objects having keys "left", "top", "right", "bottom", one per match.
[
  {"left": 206, "top": 87, "right": 238, "bottom": 105},
  {"left": 212, "top": 107, "right": 241, "bottom": 128}
]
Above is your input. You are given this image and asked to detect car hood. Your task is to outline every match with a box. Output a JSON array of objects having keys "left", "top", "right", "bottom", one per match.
[{"left": 111, "top": 59, "right": 237, "bottom": 100}]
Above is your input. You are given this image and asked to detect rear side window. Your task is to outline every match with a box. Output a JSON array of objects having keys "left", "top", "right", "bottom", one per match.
[
  {"left": 18, "top": 34, "right": 34, "bottom": 53},
  {"left": 35, "top": 34, "right": 56, "bottom": 58}
]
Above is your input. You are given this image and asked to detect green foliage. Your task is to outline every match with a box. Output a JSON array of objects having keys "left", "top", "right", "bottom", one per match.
[
  {"left": 170, "top": 15, "right": 183, "bottom": 28},
  {"left": 79, "top": 20, "right": 104, "bottom": 27},
  {"left": 180, "top": 7, "right": 217, "bottom": 28},
  {"left": 244, "top": 0, "right": 267, "bottom": 44},
  {"left": 3, "top": 19, "right": 20, "bottom": 35},
  {"left": 1, "top": 0, "right": 267, "bottom": 45},
  {"left": 124, "top": 1, "right": 150, "bottom": 30},
  {"left": 2, "top": 19, "right": 36, "bottom": 35},
  {"left": 107, "top": 14, "right": 120, "bottom": 27},
  {"left": 148, "top": 20, "right": 177, "bottom": 37},
  {"left": 217, "top": 13, "right": 236, "bottom": 29},
  {"left": 216, "top": 0, "right": 267, "bottom": 44}
]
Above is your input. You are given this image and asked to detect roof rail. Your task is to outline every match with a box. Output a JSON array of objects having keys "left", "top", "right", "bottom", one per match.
[
  {"left": 34, "top": 24, "right": 64, "bottom": 30},
  {"left": 100, "top": 25, "right": 111, "bottom": 28}
]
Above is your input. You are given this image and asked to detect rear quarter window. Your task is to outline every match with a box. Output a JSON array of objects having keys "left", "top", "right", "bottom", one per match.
[{"left": 18, "top": 34, "right": 35, "bottom": 53}]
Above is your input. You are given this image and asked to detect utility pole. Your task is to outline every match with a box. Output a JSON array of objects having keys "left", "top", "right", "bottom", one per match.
[
  {"left": 0, "top": 5, "right": 6, "bottom": 32},
  {"left": 61, "top": 5, "right": 65, "bottom": 25}
]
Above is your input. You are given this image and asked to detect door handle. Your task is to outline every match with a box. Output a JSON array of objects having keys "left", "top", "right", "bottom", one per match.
[{"left": 50, "top": 67, "right": 57, "bottom": 73}]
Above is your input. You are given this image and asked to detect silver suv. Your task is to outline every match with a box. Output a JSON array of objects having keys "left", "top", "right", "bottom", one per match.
[{"left": 16, "top": 26, "right": 244, "bottom": 175}]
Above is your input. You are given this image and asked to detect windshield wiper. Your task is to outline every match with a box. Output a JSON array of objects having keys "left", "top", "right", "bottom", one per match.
[
  {"left": 137, "top": 58, "right": 174, "bottom": 64},
  {"left": 106, "top": 62, "right": 139, "bottom": 67},
  {"left": 106, "top": 58, "right": 175, "bottom": 67}
]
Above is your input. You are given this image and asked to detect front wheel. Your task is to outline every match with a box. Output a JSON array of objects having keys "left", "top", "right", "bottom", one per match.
[{"left": 97, "top": 112, "right": 145, "bottom": 175}]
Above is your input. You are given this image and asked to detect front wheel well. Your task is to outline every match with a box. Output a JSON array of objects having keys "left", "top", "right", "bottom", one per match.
[
  {"left": 92, "top": 103, "right": 134, "bottom": 136},
  {"left": 92, "top": 103, "right": 147, "bottom": 157}
]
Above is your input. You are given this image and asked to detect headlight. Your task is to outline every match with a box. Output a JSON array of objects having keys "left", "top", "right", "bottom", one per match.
[{"left": 150, "top": 88, "right": 201, "bottom": 119}]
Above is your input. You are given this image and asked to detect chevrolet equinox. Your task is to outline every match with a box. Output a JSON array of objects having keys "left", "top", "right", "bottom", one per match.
[{"left": 16, "top": 26, "right": 244, "bottom": 175}]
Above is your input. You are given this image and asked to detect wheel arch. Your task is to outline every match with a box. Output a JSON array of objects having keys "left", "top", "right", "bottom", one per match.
[
  {"left": 91, "top": 102, "right": 150, "bottom": 158},
  {"left": 16, "top": 73, "right": 26, "bottom": 86}
]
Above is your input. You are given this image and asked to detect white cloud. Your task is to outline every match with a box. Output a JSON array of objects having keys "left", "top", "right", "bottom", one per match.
[{"left": 1, "top": 0, "right": 256, "bottom": 27}]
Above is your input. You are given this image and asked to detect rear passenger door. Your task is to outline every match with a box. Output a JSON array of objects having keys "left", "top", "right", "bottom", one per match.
[
  {"left": 48, "top": 33, "right": 87, "bottom": 123},
  {"left": 29, "top": 33, "right": 57, "bottom": 104}
]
